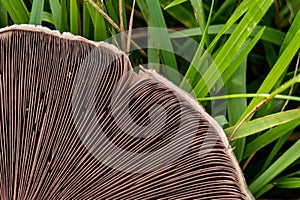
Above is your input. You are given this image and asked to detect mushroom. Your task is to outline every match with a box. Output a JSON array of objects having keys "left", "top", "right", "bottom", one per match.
[{"left": 0, "top": 25, "right": 254, "bottom": 199}]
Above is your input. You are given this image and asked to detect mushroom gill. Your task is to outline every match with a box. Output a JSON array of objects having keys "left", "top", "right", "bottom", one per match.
[{"left": 0, "top": 25, "right": 253, "bottom": 199}]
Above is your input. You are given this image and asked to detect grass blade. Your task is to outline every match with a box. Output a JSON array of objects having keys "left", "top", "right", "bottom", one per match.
[
  {"left": 59, "top": 0, "right": 69, "bottom": 32},
  {"left": 249, "top": 139, "right": 300, "bottom": 194},
  {"left": 164, "top": 0, "right": 187, "bottom": 10},
  {"left": 70, "top": 0, "right": 79, "bottom": 34},
  {"left": 222, "top": 27, "right": 265, "bottom": 85},
  {"left": 0, "top": 1, "right": 8, "bottom": 27},
  {"left": 238, "top": 28, "right": 300, "bottom": 122},
  {"left": 83, "top": 2, "right": 93, "bottom": 39},
  {"left": 275, "top": 177, "right": 300, "bottom": 188},
  {"left": 192, "top": 0, "right": 273, "bottom": 98},
  {"left": 137, "top": 0, "right": 179, "bottom": 83},
  {"left": 49, "top": 0, "right": 60, "bottom": 29},
  {"left": 224, "top": 109, "right": 300, "bottom": 139},
  {"left": 159, "top": 0, "right": 197, "bottom": 28},
  {"left": 243, "top": 118, "right": 300, "bottom": 159},
  {"left": 226, "top": 57, "right": 247, "bottom": 161},
  {"left": 169, "top": 25, "right": 285, "bottom": 46},
  {"left": 1, "top": 0, "right": 29, "bottom": 24},
  {"left": 42, "top": 11, "right": 55, "bottom": 25},
  {"left": 29, "top": 0, "right": 45, "bottom": 25}
]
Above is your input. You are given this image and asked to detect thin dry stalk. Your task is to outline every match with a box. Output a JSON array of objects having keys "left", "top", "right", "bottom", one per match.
[
  {"left": 126, "top": 0, "right": 136, "bottom": 54},
  {"left": 119, "top": 0, "right": 126, "bottom": 51},
  {"left": 281, "top": 53, "right": 300, "bottom": 111},
  {"left": 85, "top": 0, "right": 121, "bottom": 32}
]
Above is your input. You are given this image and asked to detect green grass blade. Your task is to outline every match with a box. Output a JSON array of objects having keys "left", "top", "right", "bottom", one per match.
[
  {"left": 104, "top": 0, "right": 120, "bottom": 29},
  {"left": 222, "top": 27, "right": 265, "bottom": 85},
  {"left": 197, "top": 94, "right": 300, "bottom": 102},
  {"left": 259, "top": 131, "right": 293, "bottom": 175},
  {"left": 249, "top": 139, "right": 300, "bottom": 194},
  {"left": 42, "top": 11, "right": 55, "bottom": 24},
  {"left": 279, "top": 10, "right": 300, "bottom": 54},
  {"left": 49, "top": 0, "right": 60, "bottom": 29},
  {"left": 190, "top": 0, "right": 210, "bottom": 47},
  {"left": 137, "top": 0, "right": 179, "bottom": 83},
  {"left": 88, "top": 1, "right": 109, "bottom": 41},
  {"left": 159, "top": 0, "right": 197, "bottom": 28},
  {"left": 164, "top": 0, "right": 187, "bottom": 10},
  {"left": 192, "top": 0, "right": 273, "bottom": 98},
  {"left": 0, "top": 1, "right": 8, "bottom": 27},
  {"left": 275, "top": 177, "right": 300, "bottom": 189},
  {"left": 243, "top": 118, "right": 300, "bottom": 159},
  {"left": 255, "top": 183, "right": 274, "bottom": 199},
  {"left": 83, "top": 2, "right": 93, "bottom": 39},
  {"left": 59, "top": 0, "right": 69, "bottom": 32},
  {"left": 70, "top": 0, "right": 79, "bottom": 34},
  {"left": 238, "top": 29, "right": 300, "bottom": 122},
  {"left": 226, "top": 57, "right": 247, "bottom": 161},
  {"left": 211, "top": 0, "right": 238, "bottom": 23},
  {"left": 29, "top": 0, "right": 45, "bottom": 25},
  {"left": 206, "top": 0, "right": 252, "bottom": 52},
  {"left": 224, "top": 109, "right": 300, "bottom": 139},
  {"left": 262, "top": 41, "right": 278, "bottom": 67},
  {"left": 1, "top": 0, "right": 29, "bottom": 24},
  {"left": 169, "top": 25, "right": 285, "bottom": 46}
]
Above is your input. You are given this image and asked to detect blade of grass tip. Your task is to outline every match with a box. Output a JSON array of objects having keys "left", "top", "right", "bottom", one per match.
[
  {"left": 249, "top": 139, "right": 300, "bottom": 194},
  {"left": 164, "top": 0, "right": 187, "bottom": 10},
  {"left": 160, "top": 0, "right": 197, "bottom": 28},
  {"left": 1, "top": 0, "right": 29, "bottom": 24},
  {"left": 0, "top": 1, "right": 8, "bottom": 27},
  {"left": 83, "top": 2, "right": 93, "bottom": 39},
  {"left": 192, "top": 0, "right": 273, "bottom": 98},
  {"left": 243, "top": 118, "right": 300, "bottom": 159},
  {"left": 226, "top": 57, "right": 247, "bottom": 162},
  {"left": 224, "top": 108, "right": 300, "bottom": 139},
  {"left": 49, "top": 0, "right": 60, "bottom": 30},
  {"left": 59, "top": 0, "right": 69, "bottom": 32},
  {"left": 237, "top": 28, "right": 300, "bottom": 123},
  {"left": 29, "top": 0, "right": 45, "bottom": 25},
  {"left": 70, "top": 0, "right": 79, "bottom": 35}
]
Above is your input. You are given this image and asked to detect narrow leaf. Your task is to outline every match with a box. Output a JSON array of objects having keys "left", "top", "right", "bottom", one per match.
[
  {"left": 225, "top": 109, "right": 300, "bottom": 139},
  {"left": 29, "top": 0, "right": 45, "bottom": 25},
  {"left": 249, "top": 139, "right": 300, "bottom": 194}
]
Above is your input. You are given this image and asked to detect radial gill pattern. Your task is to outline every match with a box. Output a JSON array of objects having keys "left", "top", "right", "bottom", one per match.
[{"left": 0, "top": 25, "right": 253, "bottom": 200}]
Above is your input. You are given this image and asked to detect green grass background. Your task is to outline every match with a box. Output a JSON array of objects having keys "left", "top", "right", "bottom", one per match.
[{"left": 0, "top": 0, "right": 300, "bottom": 198}]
